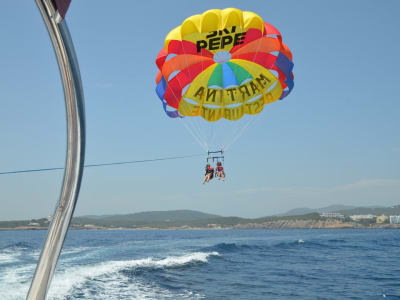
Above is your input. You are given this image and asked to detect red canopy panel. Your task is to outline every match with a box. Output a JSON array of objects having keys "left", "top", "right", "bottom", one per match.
[{"left": 51, "top": 0, "right": 71, "bottom": 19}]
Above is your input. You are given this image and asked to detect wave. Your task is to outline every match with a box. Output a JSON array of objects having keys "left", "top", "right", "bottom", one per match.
[
  {"left": 0, "top": 251, "right": 217, "bottom": 300},
  {"left": 203, "top": 242, "right": 267, "bottom": 253},
  {"left": 1, "top": 241, "right": 34, "bottom": 251},
  {"left": 204, "top": 241, "right": 308, "bottom": 254},
  {"left": 204, "top": 238, "right": 363, "bottom": 254},
  {"left": 0, "top": 251, "right": 19, "bottom": 265},
  {"left": 0, "top": 264, "right": 36, "bottom": 300},
  {"left": 0, "top": 241, "right": 40, "bottom": 266},
  {"left": 46, "top": 251, "right": 218, "bottom": 299},
  {"left": 60, "top": 246, "right": 94, "bottom": 256},
  {"left": 0, "top": 242, "right": 36, "bottom": 266}
]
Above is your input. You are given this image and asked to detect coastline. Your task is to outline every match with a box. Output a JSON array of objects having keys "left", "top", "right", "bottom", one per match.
[{"left": 1, "top": 220, "right": 400, "bottom": 231}]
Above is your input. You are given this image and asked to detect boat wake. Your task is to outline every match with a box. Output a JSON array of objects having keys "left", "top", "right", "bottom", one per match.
[{"left": 0, "top": 249, "right": 219, "bottom": 300}]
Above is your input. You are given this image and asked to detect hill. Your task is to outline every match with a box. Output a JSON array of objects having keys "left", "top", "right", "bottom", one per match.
[
  {"left": 71, "top": 210, "right": 326, "bottom": 228},
  {"left": 277, "top": 204, "right": 357, "bottom": 216},
  {"left": 277, "top": 204, "right": 400, "bottom": 217},
  {"left": 2, "top": 205, "right": 400, "bottom": 230},
  {"left": 72, "top": 210, "right": 221, "bottom": 228},
  {"left": 336, "top": 205, "right": 400, "bottom": 216}
]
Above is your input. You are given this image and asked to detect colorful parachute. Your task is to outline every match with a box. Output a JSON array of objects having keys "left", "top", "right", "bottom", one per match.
[{"left": 155, "top": 8, "right": 294, "bottom": 122}]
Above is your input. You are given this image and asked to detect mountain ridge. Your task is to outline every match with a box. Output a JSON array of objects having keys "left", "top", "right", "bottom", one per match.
[
  {"left": 1, "top": 205, "right": 400, "bottom": 229},
  {"left": 276, "top": 204, "right": 358, "bottom": 216}
]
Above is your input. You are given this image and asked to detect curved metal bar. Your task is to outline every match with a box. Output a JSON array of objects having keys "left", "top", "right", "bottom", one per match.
[{"left": 27, "top": 0, "right": 85, "bottom": 299}]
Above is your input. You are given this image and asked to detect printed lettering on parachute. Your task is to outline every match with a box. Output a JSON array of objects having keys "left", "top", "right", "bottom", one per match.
[{"left": 155, "top": 8, "right": 294, "bottom": 122}]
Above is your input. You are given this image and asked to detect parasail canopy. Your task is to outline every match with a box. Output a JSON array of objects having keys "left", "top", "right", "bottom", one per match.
[{"left": 155, "top": 8, "right": 294, "bottom": 123}]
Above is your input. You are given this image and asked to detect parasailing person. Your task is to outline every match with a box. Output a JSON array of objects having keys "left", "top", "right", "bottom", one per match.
[
  {"left": 203, "top": 164, "right": 214, "bottom": 184},
  {"left": 215, "top": 161, "right": 225, "bottom": 181}
]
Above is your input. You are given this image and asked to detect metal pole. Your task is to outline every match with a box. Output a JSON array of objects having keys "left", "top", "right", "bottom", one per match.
[{"left": 27, "top": 0, "right": 85, "bottom": 299}]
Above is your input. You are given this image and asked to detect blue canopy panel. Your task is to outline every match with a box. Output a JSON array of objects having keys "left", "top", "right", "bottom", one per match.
[
  {"left": 156, "top": 76, "right": 182, "bottom": 118},
  {"left": 222, "top": 62, "right": 238, "bottom": 89},
  {"left": 275, "top": 53, "right": 294, "bottom": 99}
]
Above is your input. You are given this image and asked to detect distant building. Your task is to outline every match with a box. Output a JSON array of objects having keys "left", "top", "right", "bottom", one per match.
[
  {"left": 376, "top": 215, "right": 388, "bottom": 224},
  {"left": 28, "top": 222, "right": 40, "bottom": 226},
  {"left": 390, "top": 216, "right": 400, "bottom": 224},
  {"left": 320, "top": 212, "right": 344, "bottom": 219},
  {"left": 350, "top": 214, "right": 376, "bottom": 221},
  {"left": 207, "top": 224, "right": 222, "bottom": 229}
]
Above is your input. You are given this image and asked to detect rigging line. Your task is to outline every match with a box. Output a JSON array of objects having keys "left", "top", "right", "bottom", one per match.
[
  {"left": 179, "top": 118, "right": 208, "bottom": 151},
  {"left": 207, "top": 121, "right": 216, "bottom": 149},
  {"left": 203, "top": 121, "right": 209, "bottom": 150},
  {"left": 197, "top": 118, "right": 209, "bottom": 151},
  {"left": 192, "top": 117, "right": 209, "bottom": 151},
  {"left": 221, "top": 119, "right": 236, "bottom": 148},
  {"left": 226, "top": 117, "right": 258, "bottom": 150},
  {"left": 225, "top": 114, "right": 261, "bottom": 151},
  {"left": 188, "top": 117, "right": 205, "bottom": 149},
  {"left": 209, "top": 126, "right": 216, "bottom": 150},
  {"left": 0, "top": 153, "right": 204, "bottom": 176}
]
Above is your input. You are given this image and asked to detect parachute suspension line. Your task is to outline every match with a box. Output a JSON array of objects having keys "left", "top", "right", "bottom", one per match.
[
  {"left": 212, "top": 118, "right": 237, "bottom": 152},
  {"left": 224, "top": 117, "right": 256, "bottom": 151},
  {"left": 205, "top": 120, "right": 214, "bottom": 151},
  {"left": 178, "top": 118, "right": 208, "bottom": 151},
  {"left": 179, "top": 118, "right": 203, "bottom": 149},
  {"left": 225, "top": 114, "right": 262, "bottom": 151},
  {"left": 0, "top": 153, "right": 204, "bottom": 176},
  {"left": 220, "top": 119, "right": 236, "bottom": 150},
  {"left": 209, "top": 125, "right": 218, "bottom": 151},
  {"left": 208, "top": 121, "right": 216, "bottom": 151},
  {"left": 192, "top": 117, "right": 209, "bottom": 150}
]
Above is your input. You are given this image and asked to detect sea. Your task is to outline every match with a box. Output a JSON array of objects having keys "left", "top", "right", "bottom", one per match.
[{"left": 0, "top": 229, "right": 400, "bottom": 299}]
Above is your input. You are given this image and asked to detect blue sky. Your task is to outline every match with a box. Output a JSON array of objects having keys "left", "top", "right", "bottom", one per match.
[{"left": 0, "top": 1, "right": 399, "bottom": 220}]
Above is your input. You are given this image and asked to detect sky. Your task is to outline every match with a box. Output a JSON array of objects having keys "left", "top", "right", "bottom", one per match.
[{"left": 0, "top": 1, "right": 399, "bottom": 221}]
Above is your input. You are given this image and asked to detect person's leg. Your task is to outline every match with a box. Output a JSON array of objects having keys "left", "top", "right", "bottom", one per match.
[{"left": 203, "top": 173, "right": 210, "bottom": 184}]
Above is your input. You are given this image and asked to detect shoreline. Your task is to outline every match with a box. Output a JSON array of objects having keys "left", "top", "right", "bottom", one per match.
[{"left": 1, "top": 223, "right": 400, "bottom": 231}]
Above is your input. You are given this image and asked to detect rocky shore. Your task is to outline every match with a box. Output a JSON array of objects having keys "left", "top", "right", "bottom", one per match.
[{"left": 231, "top": 219, "right": 400, "bottom": 229}]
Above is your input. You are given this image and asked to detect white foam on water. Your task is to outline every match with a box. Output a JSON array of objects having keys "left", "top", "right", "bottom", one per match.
[
  {"left": 57, "top": 246, "right": 102, "bottom": 266},
  {"left": 0, "top": 246, "right": 34, "bottom": 266},
  {"left": 0, "top": 251, "right": 217, "bottom": 299},
  {"left": 60, "top": 246, "right": 94, "bottom": 256},
  {"left": 144, "top": 251, "right": 220, "bottom": 268},
  {"left": 0, "top": 264, "right": 36, "bottom": 300},
  {"left": 0, "top": 250, "right": 19, "bottom": 265},
  {"left": 0, "top": 245, "right": 104, "bottom": 299},
  {"left": 46, "top": 251, "right": 218, "bottom": 299},
  {"left": 55, "top": 270, "right": 204, "bottom": 300},
  {"left": 16, "top": 246, "right": 94, "bottom": 264}
]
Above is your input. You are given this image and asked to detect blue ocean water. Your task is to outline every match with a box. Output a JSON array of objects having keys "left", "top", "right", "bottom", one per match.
[{"left": 1, "top": 229, "right": 400, "bottom": 299}]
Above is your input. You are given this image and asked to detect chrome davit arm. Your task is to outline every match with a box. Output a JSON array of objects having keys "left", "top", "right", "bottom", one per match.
[{"left": 27, "top": 0, "right": 85, "bottom": 299}]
